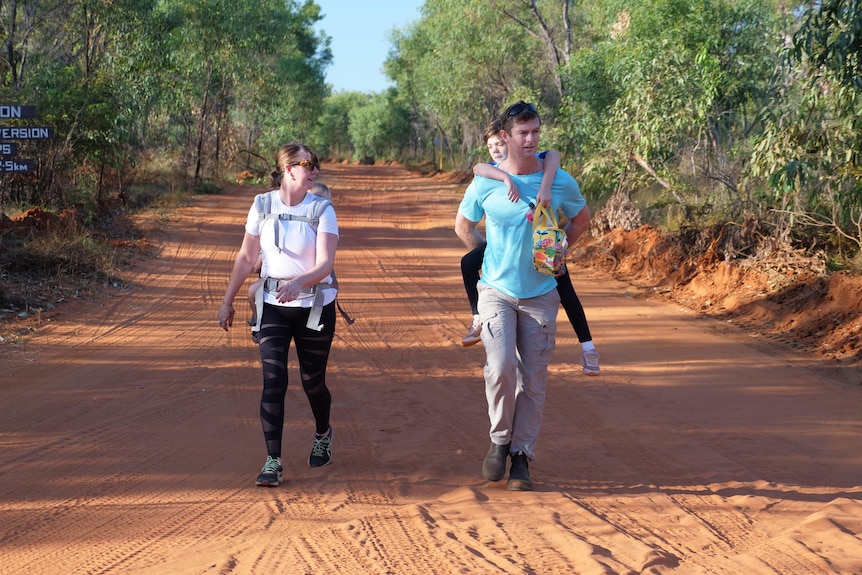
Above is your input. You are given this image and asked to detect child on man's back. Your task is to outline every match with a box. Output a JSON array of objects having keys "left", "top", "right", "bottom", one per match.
[
  {"left": 460, "top": 118, "right": 557, "bottom": 346},
  {"left": 459, "top": 118, "right": 600, "bottom": 375}
]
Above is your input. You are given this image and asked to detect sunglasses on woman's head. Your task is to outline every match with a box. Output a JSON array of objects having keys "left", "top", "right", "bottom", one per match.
[
  {"left": 290, "top": 159, "right": 319, "bottom": 170},
  {"left": 506, "top": 101, "right": 537, "bottom": 117}
]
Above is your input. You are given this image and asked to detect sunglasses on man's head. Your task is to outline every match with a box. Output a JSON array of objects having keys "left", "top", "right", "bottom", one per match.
[
  {"left": 290, "top": 159, "right": 319, "bottom": 170},
  {"left": 506, "top": 101, "right": 537, "bottom": 117}
]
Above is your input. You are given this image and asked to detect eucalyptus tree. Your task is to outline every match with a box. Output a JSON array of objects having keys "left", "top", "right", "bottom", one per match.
[
  {"left": 386, "top": 0, "right": 558, "bottom": 170},
  {"left": 311, "top": 91, "right": 369, "bottom": 161},
  {"left": 0, "top": 0, "right": 164, "bottom": 207},
  {"left": 0, "top": 0, "right": 69, "bottom": 91},
  {"left": 560, "top": 0, "right": 779, "bottom": 221},
  {"left": 749, "top": 0, "right": 862, "bottom": 251},
  {"left": 488, "top": 0, "right": 584, "bottom": 100},
  {"left": 246, "top": 1, "right": 331, "bottom": 160},
  {"left": 155, "top": 0, "right": 329, "bottom": 182},
  {"left": 347, "top": 89, "right": 412, "bottom": 162}
]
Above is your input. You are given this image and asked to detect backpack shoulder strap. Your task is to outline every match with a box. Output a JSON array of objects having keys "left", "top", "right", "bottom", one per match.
[
  {"left": 308, "top": 198, "right": 333, "bottom": 228},
  {"left": 255, "top": 191, "right": 274, "bottom": 226},
  {"left": 258, "top": 194, "right": 332, "bottom": 253}
]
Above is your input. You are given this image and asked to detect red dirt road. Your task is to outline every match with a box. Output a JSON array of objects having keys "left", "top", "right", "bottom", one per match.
[{"left": 2, "top": 163, "right": 861, "bottom": 574}]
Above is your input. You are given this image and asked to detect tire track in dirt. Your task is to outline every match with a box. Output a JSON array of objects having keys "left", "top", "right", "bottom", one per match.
[
  {"left": 1, "top": 201, "right": 266, "bottom": 574},
  {"left": 315, "top": 165, "right": 473, "bottom": 395},
  {"left": 534, "top": 286, "right": 862, "bottom": 574},
  {"left": 537, "top": 376, "right": 774, "bottom": 571}
]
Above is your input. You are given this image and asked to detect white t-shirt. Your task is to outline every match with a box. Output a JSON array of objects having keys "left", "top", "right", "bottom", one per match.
[{"left": 245, "top": 190, "right": 339, "bottom": 308}]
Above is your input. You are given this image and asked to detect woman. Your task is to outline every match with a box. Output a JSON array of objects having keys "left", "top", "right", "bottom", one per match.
[{"left": 218, "top": 142, "right": 339, "bottom": 487}]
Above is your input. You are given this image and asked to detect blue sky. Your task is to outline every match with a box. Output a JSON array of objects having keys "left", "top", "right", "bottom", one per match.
[{"left": 314, "top": 1, "right": 425, "bottom": 93}]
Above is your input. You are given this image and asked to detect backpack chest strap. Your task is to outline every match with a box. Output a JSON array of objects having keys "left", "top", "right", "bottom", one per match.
[
  {"left": 262, "top": 213, "right": 316, "bottom": 253},
  {"left": 255, "top": 193, "right": 332, "bottom": 254}
]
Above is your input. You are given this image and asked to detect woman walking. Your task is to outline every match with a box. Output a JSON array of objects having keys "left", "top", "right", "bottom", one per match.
[{"left": 218, "top": 142, "right": 339, "bottom": 487}]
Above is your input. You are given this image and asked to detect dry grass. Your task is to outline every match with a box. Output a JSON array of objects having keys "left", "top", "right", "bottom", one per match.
[{"left": 0, "top": 201, "right": 158, "bottom": 345}]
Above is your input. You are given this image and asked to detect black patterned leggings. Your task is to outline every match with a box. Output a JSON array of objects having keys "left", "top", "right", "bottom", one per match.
[{"left": 257, "top": 301, "right": 335, "bottom": 458}]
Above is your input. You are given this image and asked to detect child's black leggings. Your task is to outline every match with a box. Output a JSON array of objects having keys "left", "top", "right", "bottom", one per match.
[
  {"left": 461, "top": 242, "right": 592, "bottom": 343},
  {"left": 461, "top": 242, "right": 487, "bottom": 316},
  {"left": 555, "top": 267, "right": 592, "bottom": 343}
]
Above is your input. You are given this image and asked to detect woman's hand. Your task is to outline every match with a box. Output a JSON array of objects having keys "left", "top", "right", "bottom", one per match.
[
  {"left": 218, "top": 303, "right": 235, "bottom": 331},
  {"left": 276, "top": 279, "right": 301, "bottom": 303}
]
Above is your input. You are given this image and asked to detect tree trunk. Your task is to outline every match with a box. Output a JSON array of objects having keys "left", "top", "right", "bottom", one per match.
[{"left": 193, "top": 65, "right": 213, "bottom": 183}]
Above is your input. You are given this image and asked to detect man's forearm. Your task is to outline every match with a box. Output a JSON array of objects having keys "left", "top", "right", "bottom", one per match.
[
  {"left": 564, "top": 206, "right": 591, "bottom": 247},
  {"left": 455, "top": 214, "right": 484, "bottom": 249},
  {"left": 458, "top": 228, "right": 485, "bottom": 250}
]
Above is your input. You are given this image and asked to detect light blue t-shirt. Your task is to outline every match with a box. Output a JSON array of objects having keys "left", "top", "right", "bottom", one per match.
[{"left": 458, "top": 167, "right": 586, "bottom": 299}]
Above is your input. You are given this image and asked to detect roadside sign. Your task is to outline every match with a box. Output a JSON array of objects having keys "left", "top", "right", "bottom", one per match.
[
  {"left": 0, "top": 105, "right": 36, "bottom": 119},
  {"left": 0, "top": 159, "right": 34, "bottom": 172},
  {"left": 0, "top": 126, "right": 53, "bottom": 139},
  {"left": 0, "top": 105, "right": 50, "bottom": 173}
]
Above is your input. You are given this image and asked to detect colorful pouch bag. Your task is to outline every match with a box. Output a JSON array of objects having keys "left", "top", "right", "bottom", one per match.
[{"left": 531, "top": 203, "right": 566, "bottom": 276}]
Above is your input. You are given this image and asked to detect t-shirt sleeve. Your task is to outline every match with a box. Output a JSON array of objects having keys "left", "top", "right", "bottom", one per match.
[
  {"left": 244, "top": 196, "right": 262, "bottom": 236},
  {"left": 556, "top": 174, "right": 586, "bottom": 219},
  {"left": 318, "top": 204, "right": 339, "bottom": 236},
  {"left": 458, "top": 179, "right": 485, "bottom": 222}
]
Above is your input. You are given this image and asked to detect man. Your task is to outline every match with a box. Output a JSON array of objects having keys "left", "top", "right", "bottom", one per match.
[{"left": 455, "top": 101, "right": 590, "bottom": 491}]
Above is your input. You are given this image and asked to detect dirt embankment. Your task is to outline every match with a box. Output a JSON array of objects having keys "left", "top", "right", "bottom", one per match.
[{"left": 575, "top": 221, "right": 862, "bottom": 369}]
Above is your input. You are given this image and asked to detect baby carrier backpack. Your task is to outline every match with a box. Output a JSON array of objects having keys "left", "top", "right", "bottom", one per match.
[{"left": 251, "top": 192, "right": 334, "bottom": 332}]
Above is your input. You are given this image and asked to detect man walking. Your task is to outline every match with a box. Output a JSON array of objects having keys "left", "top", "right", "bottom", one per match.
[{"left": 455, "top": 101, "right": 590, "bottom": 490}]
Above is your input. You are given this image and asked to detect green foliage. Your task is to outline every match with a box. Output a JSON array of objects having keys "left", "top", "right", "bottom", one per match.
[
  {"left": 385, "top": 0, "right": 561, "bottom": 169},
  {"left": 311, "top": 91, "right": 370, "bottom": 160},
  {"left": 3, "top": 0, "right": 862, "bottom": 262},
  {"left": 794, "top": 0, "right": 862, "bottom": 92},
  {"left": 746, "top": 0, "right": 862, "bottom": 249},
  {"left": 150, "top": 0, "right": 329, "bottom": 179},
  {"left": 348, "top": 90, "right": 412, "bottom": 161},
  {"left": 560, "top": 0, "right": 779, "bottom": 217},
  {"left": 0, "top": 0, "right": 330, "bottom": 211}
]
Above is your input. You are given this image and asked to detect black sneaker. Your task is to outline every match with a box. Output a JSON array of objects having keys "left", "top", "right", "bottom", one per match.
[
  {"left": 507, "top": 451, "right": 533, "bottom": 491},
  {"left": 482, "top": 442, "right": 510, "bottom": 481},
  {"left": 308, "top": 426, "right": 332, "bottom": 467},
  {"left": 255, "top": 456, "right": 283, "bottom": 487}
]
